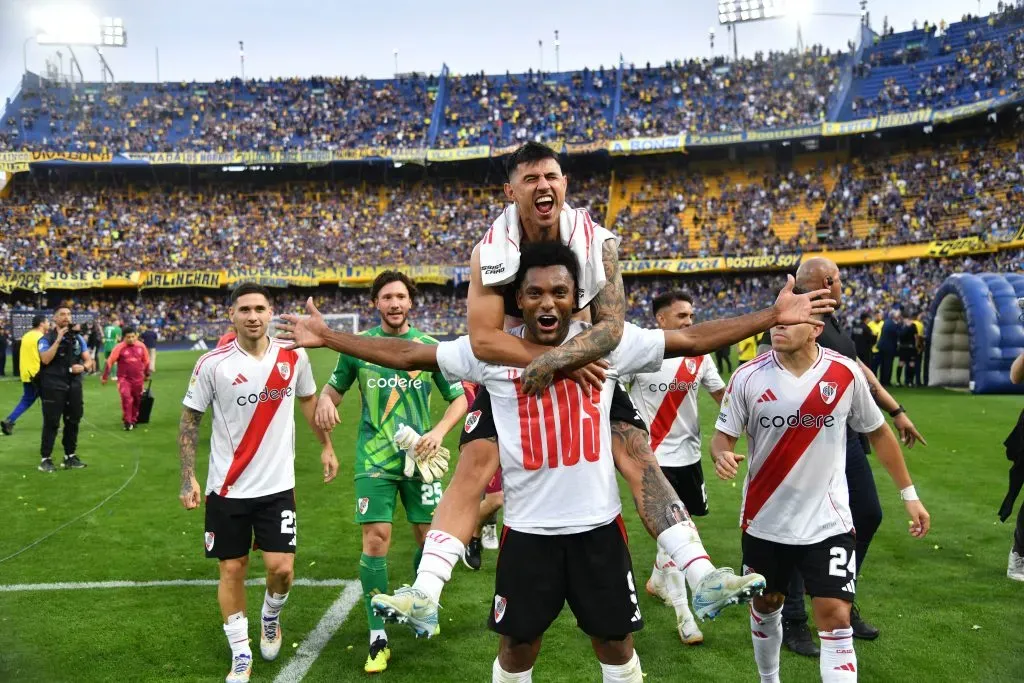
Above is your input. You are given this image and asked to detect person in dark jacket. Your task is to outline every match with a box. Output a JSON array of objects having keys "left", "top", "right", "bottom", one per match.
[
  {"left": 36, "top": 307, "right": 93, "bottom": 472},
  {"left": 850, "top": 312, "right": 875, "bottom": 368},
  {"left": 877, "top": 310, "right": 901, "bottom": 387},
  {"left": 1005, "top": 350, "right": 1024, "bottom": 582}
]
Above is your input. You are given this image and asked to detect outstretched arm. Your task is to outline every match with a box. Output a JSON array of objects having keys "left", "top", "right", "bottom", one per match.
[
  {"left": 663, "top": 276, "right": 836, "bottom": 358},
  {"left": 857, "top": 358, "right": 927, "bottom": 447},
  {"left": 522, "top": 239, "right": 625, "bottom": 394},
  {"left": 277, "top": 298, "right": 441, "bottom": 372}
]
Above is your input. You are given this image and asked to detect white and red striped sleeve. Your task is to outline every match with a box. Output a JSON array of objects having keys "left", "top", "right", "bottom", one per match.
[
  {"left": 716, "top": 366, "right": 751, "bottom": 437},
  {"left": 183, "top": 346, "right": 232, "bottom": 412},
  {"left": 846, "top": 360, "right": 886, "bottom": 433},
  {"left": 700, "top": 353, "right": 726, "bottom": 393},
  {"left": 436, "top": 336, "right": 484, "bottom": 385}
]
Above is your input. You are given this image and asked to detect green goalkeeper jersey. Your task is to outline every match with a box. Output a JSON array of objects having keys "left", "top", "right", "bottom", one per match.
[
  {"left": 103, "top": 324, "right": 122, "bottom": 353},
  {"left": 328, "top": 325, "right": 464, "bottom": 480}
]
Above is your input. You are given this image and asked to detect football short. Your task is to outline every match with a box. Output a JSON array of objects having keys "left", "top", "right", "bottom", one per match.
[
  {"left": 489, "top": 517, "right": 644, "bottom": 642},
  {"left": 485, "top": 468, "right": 503, "bottom": 494},
  {"left": 460, "top": 383, "right": 647, "bottom": 449},
  {"left": 742, "top": 531, "right": 857, "bottom": 602},
  {"left": 660, "top": 463, "right": 709, "bottom": 517},
  {"left": 204, "top": 489, "right": 296, "bottom": 560},
  {"left": 353, "top": 476, "right": 441, "bottom": 525},
  {"left": 898, "top": 346, "right": 917, "bottom": 363}
]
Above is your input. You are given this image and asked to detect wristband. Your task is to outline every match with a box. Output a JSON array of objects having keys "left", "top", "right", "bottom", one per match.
[
  {"left": 899, "top": 485, "right": 919, "bottom": 501},
  {"left": 889, "top": 405, "right": 906, "bottom": 418}
]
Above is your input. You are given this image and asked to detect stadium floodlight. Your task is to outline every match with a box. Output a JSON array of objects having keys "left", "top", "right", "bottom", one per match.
[
  {"left": 34, "top": 6, "right": 122, "bottom": 46},
  {"left": 717, "top": 0, "right": 805, "bottom": 25}
]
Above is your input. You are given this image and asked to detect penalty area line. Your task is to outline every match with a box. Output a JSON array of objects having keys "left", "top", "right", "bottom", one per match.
[{"left": 0, "top": 577, "right": 352, "bottom": 593}]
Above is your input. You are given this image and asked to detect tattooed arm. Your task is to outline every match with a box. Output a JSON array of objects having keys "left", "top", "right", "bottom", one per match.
[
  {"left": 522, "top": 239, "right": 625, "bottom": 394},
  {"left": 611, "top": 421, "right": 693, "bottom": 539},
  {"left": 178, "top": 407, "right": 203, "bottom": 510}
]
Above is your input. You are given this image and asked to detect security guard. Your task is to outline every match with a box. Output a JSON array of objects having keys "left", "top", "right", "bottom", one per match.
[{"left": 37, "top": 307, "right": 93, "bottom": 473}]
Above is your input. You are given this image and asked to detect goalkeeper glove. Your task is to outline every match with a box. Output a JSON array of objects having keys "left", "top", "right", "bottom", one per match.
[{"left": 393, "top": 424, "right": 451, "bottom": 484}]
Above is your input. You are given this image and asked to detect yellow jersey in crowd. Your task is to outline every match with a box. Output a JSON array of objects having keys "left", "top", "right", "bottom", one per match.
[{"left": 19, "top": 329, "right": 43, "bottom": 383}]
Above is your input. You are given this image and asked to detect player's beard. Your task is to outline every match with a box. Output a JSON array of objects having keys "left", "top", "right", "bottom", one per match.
[{"left": 381, "top": 310, "right": 407, "bottom": 333}]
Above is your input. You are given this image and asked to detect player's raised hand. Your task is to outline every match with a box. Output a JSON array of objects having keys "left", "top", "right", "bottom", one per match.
[
  {"left": 321, "top": 445, "right": 339, "bottom": 484},
  {"left": 714, "top": 450, "right": 745, "bottom": 480},
  {"left": 276, "top": 297, "right": 329, "bottom": 349},
  {"left": 180, "top": 474, "right": 201, "bottom": 510},
  {"left": 773, "top": 275, "right": 836, "bottom": 328},
  {"left": 905, "top": 500, "right": 930, "bottom": 538},
  {"left": 562, "top": 360, "right": 609, "bottom": 392}
]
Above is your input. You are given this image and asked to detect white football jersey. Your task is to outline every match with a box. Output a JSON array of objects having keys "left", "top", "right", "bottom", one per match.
[
  {"left": 437, "top": 322, "right": 665, "bottom": 534},
  {"left": 183, "top": 338, "right": 316, "bottom": 499},
  {"left": 624, "top": 354, "right": 725, "bottom": 467},
  {"left": 715, "top": 347, "right": 885, "bottom": 545}
]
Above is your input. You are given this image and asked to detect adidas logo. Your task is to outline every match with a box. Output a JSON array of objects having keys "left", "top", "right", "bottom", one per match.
[
  {"left": 833, "top": 663, "right": 856, "bottom": 672},
  {"left": 756, "top": 389, "right": 778, "bottom": 403},
  {"left": 842, "top": 579, "right": 856, "bottom": 593},
  {"left": 232, "top": 373, "right": 249, "bottom": 386}
]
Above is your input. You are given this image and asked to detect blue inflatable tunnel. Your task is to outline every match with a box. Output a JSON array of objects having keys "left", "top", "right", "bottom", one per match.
[{"left": 926, "top": 272, "right": 1024, "bottom": 394}]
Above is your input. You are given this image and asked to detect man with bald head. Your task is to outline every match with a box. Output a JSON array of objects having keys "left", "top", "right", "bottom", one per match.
[{"left": 758, "top": 257, "right": 927, "bottom": 655}]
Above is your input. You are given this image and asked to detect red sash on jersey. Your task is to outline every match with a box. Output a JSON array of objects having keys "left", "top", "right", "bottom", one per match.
[
  {"left": 742, "top": 361, "right": 854, "bottom": 529},
  {"left": 648, "top": 356, "right": 702, "bottom": 452},
  {"left": 220, "top": 346, "right": 298, "bottom": 496}
]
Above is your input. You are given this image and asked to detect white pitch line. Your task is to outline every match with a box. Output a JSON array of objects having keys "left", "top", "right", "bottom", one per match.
[
  {"left": 273, "top": 581, "right": 362, "bottom": 683},
  {"left": 0, "top": 577, "right": 350, "bottom": 593}
]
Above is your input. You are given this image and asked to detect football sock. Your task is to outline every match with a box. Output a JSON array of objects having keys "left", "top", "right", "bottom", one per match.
[
  {"left": 657, "top": 522, "right": 715, "bottom": 590},
  {"left": 223, "top": 612, "right": 251, "bottom": 658},
  {"left": 360, "top": 554, "right": 388, "bottom": 631},
  {"left": 600, "top": 651, "right": 643, "bottom": 682},
  {"left": 819, "top": 627, "right": 857, "bottom": 681},
  {"left": 492, "top": 658, "right": 532, "bottom": 682},
  {"left": 750, "top": 606, "right": 783, "bottom": 683},
  {"left": 414, "top": 530, "right": 463, "bottom": 604},
  {"left": 661, "top": 558, "right": 690, "bottom": 612},
  {"left": 413, "top": 545, "right": 424, "bottom": 574},
  {"left": 370, "top": 629, "right": 387, "bottom": 647},
  {"left": 261, "top": 591, "right": 288, "bottom": 620}
]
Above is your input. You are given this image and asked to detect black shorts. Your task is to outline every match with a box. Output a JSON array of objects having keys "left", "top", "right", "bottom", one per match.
[
  {"left": 898, "top": 347, "right": 917, "bottom": 362},
  {"left": 660, "top": 463, "right": 709, "bottom": 517},
  {"left": 460, "top": 383, "right": 647, "bottom": 449},
  {"left": 489, "top": 517, "right": 643, "bottom": 641},
  {"left": 742, "top": 531, "right": 857, "bottom": 602},
  {"left": 204, "top": 489, "right": 297, "bottom": 560}
]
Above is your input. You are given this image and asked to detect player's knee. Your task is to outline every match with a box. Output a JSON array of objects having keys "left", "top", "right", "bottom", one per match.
[
  {"left": 219, "top": 557, "right": 249, "bottom": 581},
  {"left": 591, "top": 635, "right": 633, "bottom": 665},
  {"left": 457, "top": 439, "right": 500, "bottom": 483},
  {"left": 498, "top": 636, "right": 540, "bottom": 671},
  {"left": 264, "top": 555, "right": 294, "bottom": 583},
  {"left": 812, "top": 599, "right": 851, "bottom": 631},
  {"left": 362, "top": 525, "right": 391, "bottom": 555},
  {"left": 753, "top": 592, "right": 785, "bottom": 613}
]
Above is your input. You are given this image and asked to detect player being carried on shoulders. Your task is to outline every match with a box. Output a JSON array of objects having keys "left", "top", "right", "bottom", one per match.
[{"left": 277, "top": 241, "right": 836, "bottom": 683}]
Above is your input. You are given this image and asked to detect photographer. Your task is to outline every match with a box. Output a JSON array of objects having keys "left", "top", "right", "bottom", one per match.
[{"left": 36, "top": 307, "right": 93, "bottom": 473}]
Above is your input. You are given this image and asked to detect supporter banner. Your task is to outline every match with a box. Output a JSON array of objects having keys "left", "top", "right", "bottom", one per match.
[
  {"left": 723, "top": 253, "right": 802, "bottom": 270},
  {"left": 426, "top": 146, "right": 491, "bottom": 163},
  {"left": 0, "top": 162, "right": 30, "bottom": 173},
  {"left": 925, "top": 236, "right": 994, "bottom": 257},
  {"left": 931, "top": 99, "right": 996, "bottom": 125},
  {"left": 29, "top": 151, "right": 112, "bottom": 163},
  {"left": 800, "top": 244, "right": 930, "bottom": 265},
  {"left": 745, "top": 125, "right": 822, "bottom": 143},
  {"left": 1013, "top": 224, "right": 1024, "bottom": 242},
  {"left": 608, "top": 134, "right": 686, "bottom": 156},
  {"left": 225, "top": 268, "right": 320, "bottom": 288},
  {"left": 334, "top": 264, "right": 468, "bottom": 286},
  {"left": 0, "top": 273, "right": 43, "bottom": 293},
  {"left": 564, "top": 140, "right": 608, "bottom": 155},
  {"left": 41, "top": 271, "right": 136, "bottom": 290},
  {"left": 877, "top": 109, "right": 932, "bottom": 130},
  {"left": 822, "top": 118, "right": 878, "bottom": 136},
  {"left": 620, "top": 257, "right": 724, "bottom": 274},
  {"left": 685, "top": 132, "right": 746, "bottom": 147},
  {"left": 139, "top": 271, "right": 224, "bottom": 289}
]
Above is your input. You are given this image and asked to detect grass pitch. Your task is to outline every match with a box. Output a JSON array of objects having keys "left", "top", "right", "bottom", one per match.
[{"left": 1, "top": 349, "right": 1022, "bottom": 682}]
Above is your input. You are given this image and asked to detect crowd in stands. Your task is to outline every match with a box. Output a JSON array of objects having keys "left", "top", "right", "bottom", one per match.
[
  {"left": 617, "top": 47, "right": 843, "bottom": 137},
  {"left": 3, "top": 76, "right": 437, "bottom": 153},
  {"left": 3, "top": 249, "right": 1019, "bottom": 341}
]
